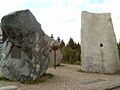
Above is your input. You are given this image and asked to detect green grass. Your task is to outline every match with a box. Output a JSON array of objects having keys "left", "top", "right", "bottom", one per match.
[
  {"left": 21, "top": 73, "right": 54, "bottom": 84},
  {"left": 61, "top": 59, "right": 81, "bottom": 65},
  {"left": 0, "top": 76, "right": 5, "bottom": 80},
  {"left": 77, "top": 69, "right": 83, "bottom": 72},
  {"left": 56, "top": 64, "right": 65, "bottom": 67},
  {"left": 0, "top": 73, "right": 54, "bottom": 84},
  {"left": 43, "top": 73, "right": 54, "bottom": 78},
  {"left": 0, "top": 76, "right": 10, "bottom": 81},
  {"left": 21, "top": 79, "right": 45, "bottom": 84}
]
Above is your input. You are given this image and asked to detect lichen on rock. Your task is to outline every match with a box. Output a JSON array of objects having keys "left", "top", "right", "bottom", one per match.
[{"left": 0, "top": 9, "right": 50, "bottom": 81}]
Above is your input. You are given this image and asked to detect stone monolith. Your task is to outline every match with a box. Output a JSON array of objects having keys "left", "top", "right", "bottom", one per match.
[{"left": 81, "top": 11, "right": 120, "bottom": 74}]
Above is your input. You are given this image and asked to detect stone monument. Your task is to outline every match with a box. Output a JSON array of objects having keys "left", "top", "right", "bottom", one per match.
[
  {"left": 49, "top": 49, "right": 62, "bottom": 67},
  {"left": 0, "top": 9, "right": 50, "bottom": 81},
  {"left": 50, "top": 41, "right": 60, "bottom": 69},
  {"left": 81, "top": 11, "right": 120, "bottom": 74},
  {"left": 43, "top": 35, "right": 63, "bottom": 67}
]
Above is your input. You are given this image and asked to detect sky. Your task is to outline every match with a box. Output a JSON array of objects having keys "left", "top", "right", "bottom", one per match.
[{"left": 0, "top": 0, "right": 120, "bottom": 44}]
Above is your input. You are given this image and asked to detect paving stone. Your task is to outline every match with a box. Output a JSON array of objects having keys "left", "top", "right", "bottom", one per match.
[
  {"left": 80, "top": 79, "right": 106, "bottom": 85},
  {"left": 0, "top": 86, "right": 17, "bottom": 90},
  {"left": 0, "top": 64, "right": 120, "bottom": 90}
]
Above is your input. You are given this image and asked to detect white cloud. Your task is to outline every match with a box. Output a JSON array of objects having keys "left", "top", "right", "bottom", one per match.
[
  {"left": 101, "top": 0, "right": 120, "bottom": 42},
  {"left": 84, "top": 2, "right": 102, "bottom": 12},
  {"left": 0, "top": 0, "right": 25, "bottom": 20},
  {"left": 67, "top": 0, "right": 86, "bottom": 8},
  {"left": 0, "top": 0, "right": 82, "bottom": 43},
  {"left": 0, "top": 0, "right": 120, "bottom": 43},
  {"left": 30, "top": 6, "right": 81, "bottom": 43},
  {"left": 77, "top": 0, "right": 120, "bottom": 42}
]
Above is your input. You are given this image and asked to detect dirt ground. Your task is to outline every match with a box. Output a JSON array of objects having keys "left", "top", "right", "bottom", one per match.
[{"left": 0, "top": 64, "right": 120, "bottom": 90}]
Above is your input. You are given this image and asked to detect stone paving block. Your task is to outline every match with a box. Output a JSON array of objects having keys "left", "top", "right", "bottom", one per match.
[{"left": 0, "top": 86, "right": 17, "bottom": 90}]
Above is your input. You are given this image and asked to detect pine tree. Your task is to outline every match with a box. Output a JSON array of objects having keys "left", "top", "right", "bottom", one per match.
[
  {"left": 60, "top": 40, "right": 65, "bottom": 48},
  {"left": 51, "top": 34, "right": 54, "bottom": 39},
  {"left": 67, "top": 37, "right": 75, "bottom": 49},
  {"left": 57, "top": 37, "right": 60, "bottom": 43}
]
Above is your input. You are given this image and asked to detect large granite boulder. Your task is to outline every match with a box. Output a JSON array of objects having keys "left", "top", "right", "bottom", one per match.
[
  {"left": 0, "top": 9, "right": 50, "bottom": 81},
  {"left": 0, "top": 27, "right": 2, "bottom": 53},
  {"left": 81, "top": 11, "right": 120, "bottom": 74}
]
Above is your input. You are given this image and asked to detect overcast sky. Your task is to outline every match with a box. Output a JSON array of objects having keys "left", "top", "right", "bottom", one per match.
[{"left": 0, "top": 0, "right": 120, "bottom": 43}]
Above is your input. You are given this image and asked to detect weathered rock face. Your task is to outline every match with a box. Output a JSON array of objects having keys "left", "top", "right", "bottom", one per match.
[
  {"left": 44, "top": 35, "right": 62, "bottom": 66},
  {"left": 81, "top": 11, "right": 120, "bottom": 74},
  {"left": 49, "top": 49, "right": 62, "bottom": 66},
  {"left": 0, "top": 9, "right": 50, "bottom": 81}
]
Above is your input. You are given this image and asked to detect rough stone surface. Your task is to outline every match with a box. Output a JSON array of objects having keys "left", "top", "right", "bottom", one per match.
[
  {"left": 44, "top": 35, "right": 63, "bottom": 66},
  {"left": 49, "top": 49, "right": 62, "bottom": 66},
  {"left": 81, "top": 11, "right": 120, "bottom": 74},
  {"left": 0, "top": 27, "right": 2, "bottom": 43},
  {"left": 0, "top": 9, "right": 50, "bottom": 81}
]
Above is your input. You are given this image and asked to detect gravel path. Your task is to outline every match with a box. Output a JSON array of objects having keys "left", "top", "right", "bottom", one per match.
[{"left": 0, "top": 64, "right": 120, "bottom": 90}]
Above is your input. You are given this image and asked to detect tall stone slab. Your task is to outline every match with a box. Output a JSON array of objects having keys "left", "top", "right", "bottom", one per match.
[{"left": 81, "top": 11, "right": 120, "bottom": 74}]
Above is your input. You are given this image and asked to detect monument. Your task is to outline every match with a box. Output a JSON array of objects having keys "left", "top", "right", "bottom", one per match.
[
  {"left": 44, "top": 35, "right": 62, "bottom": 67},
  {"left": 81, "top": 11, "right": 120, "bottom": 74},
  {"left": 0, "top": 9, "right": 50, "bottom": 81}
]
